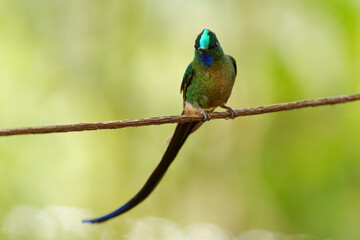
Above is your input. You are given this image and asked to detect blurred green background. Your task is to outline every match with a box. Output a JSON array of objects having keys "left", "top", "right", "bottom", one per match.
[{"left": 1, "top": 0, "right": 360, "bottom": 239}]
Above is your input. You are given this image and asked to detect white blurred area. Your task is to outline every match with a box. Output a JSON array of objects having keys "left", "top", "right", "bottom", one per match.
[
  {"left": 2, "top": 205, "right": 328, "bottom": 240},
  {"left": 2, "top": 205, "right": 101, "bottom": 240}
]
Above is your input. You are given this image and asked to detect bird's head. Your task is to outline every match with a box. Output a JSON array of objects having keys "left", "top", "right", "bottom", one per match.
[{"left": 194, "top": 29, "right": 224, "bottom": 66}]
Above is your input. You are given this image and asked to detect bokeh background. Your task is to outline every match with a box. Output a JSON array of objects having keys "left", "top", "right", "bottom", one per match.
[{"left": 1, "top": 0, "right": 360, "bottom": 239}]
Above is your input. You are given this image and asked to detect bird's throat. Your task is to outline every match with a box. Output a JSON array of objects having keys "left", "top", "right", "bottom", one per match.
[{"left": 200, "top": 54, "right": 213, "bottom": 66}]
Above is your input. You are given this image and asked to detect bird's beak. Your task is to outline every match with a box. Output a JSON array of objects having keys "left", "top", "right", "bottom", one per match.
[{"left": 198, "top": 47, "right": 208, "bottom": 53}]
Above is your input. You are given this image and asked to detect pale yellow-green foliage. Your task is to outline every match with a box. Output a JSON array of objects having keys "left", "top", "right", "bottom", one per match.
[{"left": 0, "top": 0, "right": 359, "bottom": 239}]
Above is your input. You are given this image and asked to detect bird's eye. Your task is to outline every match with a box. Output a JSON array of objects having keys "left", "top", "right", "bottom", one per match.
[{"left": 215, "top": 42, "right": 219, "bottom": 48}]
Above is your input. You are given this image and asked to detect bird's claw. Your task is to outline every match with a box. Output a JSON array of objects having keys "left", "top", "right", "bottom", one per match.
[
  {"left": 221, "top": 105, "right": 236, "bottom": 119},
  {"left": 200, "top": 109, "right": 211, "bottom": 122},
  {"left": 228, "top": 108, "right": 236, "bottom": 119}
]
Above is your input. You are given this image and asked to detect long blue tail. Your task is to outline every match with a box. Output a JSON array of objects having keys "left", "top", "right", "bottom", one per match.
[{"left": 82, "top": 121, "right": 200, "bottom": 223}]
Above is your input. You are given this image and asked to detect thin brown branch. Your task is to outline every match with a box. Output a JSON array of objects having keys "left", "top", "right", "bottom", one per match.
[{"left": 1, "top": 93, "right": 360, "bottom": 137}]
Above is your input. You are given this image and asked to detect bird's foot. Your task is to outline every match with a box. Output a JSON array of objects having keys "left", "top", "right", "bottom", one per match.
[
  {"left": 199, "top": 108, "right": 211, "bottom": 122},
  {"left": 221, "top": 104, "right": 236, "bottom": 119}
]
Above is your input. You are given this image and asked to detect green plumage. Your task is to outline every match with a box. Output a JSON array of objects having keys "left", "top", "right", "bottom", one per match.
[
  {"left": 184, "top": 55, "right": 236, "bottom": 109},
  {"left": 182, "top": 30, "right": 237, "bottom": 111}
]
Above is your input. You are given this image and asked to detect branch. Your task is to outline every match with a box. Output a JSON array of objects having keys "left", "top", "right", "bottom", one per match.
[{"left": 1, "top": 93, "right": 360, "bottom": 137}]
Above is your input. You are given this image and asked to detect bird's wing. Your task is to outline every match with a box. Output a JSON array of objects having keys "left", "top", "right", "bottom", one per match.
[
  {"left": 180, "top": 62, "right": 194, "bottom": 100},
  {"left": 228, "top": 55, "right": 237, "bottom": 77}
]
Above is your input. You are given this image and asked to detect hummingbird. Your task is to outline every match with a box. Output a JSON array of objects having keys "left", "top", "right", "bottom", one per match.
[{"left": 83, "top": 29, "right": 237, "bottom": 223}]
